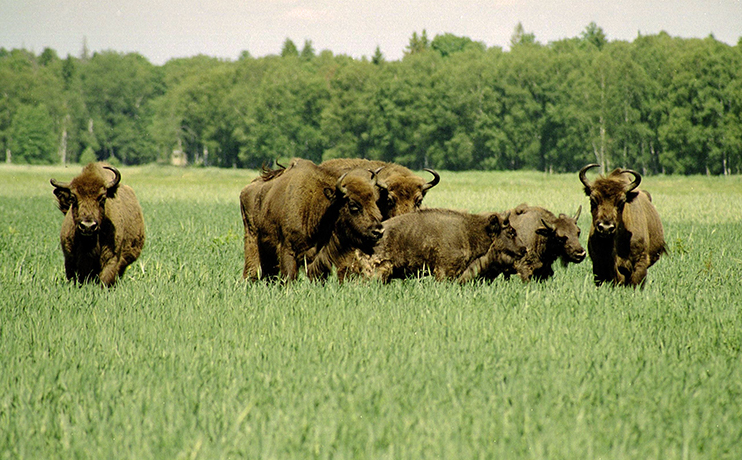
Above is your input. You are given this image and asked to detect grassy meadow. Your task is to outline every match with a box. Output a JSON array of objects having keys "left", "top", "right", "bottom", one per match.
[{"left": 1, "top": 164, "right": 741, "bottom": 459}]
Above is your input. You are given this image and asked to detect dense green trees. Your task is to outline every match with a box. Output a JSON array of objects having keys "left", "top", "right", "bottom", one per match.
[{"left": 1, "top": 26, "right": 740, "bottom": 174}]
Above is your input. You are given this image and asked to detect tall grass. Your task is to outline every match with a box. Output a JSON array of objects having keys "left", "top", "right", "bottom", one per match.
[{"left": 1, "top": 164, "right": 741, "bottom": 459}]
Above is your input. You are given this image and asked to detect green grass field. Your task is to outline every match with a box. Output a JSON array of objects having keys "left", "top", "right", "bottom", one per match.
[{"left": 2, "top": 164, "right": 741, "bottom": 459}]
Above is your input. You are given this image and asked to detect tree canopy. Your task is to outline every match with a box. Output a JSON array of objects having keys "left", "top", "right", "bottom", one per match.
[{"left": 1, "top": 26, "right": 741, "bottom": 174}]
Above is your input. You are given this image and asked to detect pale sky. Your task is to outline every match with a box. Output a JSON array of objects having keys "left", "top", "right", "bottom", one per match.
[{"left": 1, "top": 0, "right": 740, "bottom": 65}]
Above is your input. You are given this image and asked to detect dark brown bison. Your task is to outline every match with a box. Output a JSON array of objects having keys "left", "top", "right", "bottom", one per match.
[
  {"left": 320, "top": 159, "right": 440, "bottom": 219},
  {"left": 579, "top": 164, "right": 666, "bottom": 286},
  {"left": 505, "top": 203, "right": 586, "bottom": 281},
  {"left": 242, "top": 158, "right": 385, "bottom": 281},
  {"left": 50, "top": 163, "right": 145, "bottom": 287},
  {"left": 359, "top": 208, "right": 526, "bottom": 283}
]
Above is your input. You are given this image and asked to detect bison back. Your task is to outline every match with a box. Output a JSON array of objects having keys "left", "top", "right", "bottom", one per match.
[{"left": 373, "top": 209, "right": 491, "bottom": 280}]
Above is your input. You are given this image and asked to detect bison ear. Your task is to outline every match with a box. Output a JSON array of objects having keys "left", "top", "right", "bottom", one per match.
[
  {"left": 486, "top": 213, "right": 503, "bottom": 236},
  {"left": 625, "top": 190, "right": 640, "bottom": 203},
  {"left": 52, "top": 187, "right": 73, "bottom": 214},
  {"left": 514, "top": 203, "right": 529, "bottom": 215}
]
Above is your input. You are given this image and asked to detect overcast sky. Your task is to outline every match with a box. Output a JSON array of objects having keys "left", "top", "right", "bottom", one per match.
[{"left": 1, "top": 0, "right": 740, "bottom": 65}]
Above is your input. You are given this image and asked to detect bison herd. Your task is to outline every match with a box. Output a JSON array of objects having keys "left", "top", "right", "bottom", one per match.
[{"left": 51, "top": 160, "right": 666, "bottom": 288}]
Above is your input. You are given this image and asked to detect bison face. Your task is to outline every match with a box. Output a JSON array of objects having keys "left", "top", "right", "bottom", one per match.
[
  {"left": 51, "top": 164, "right": 121, "bottom": 237},
  {"left": 383, "top": 175, "right": 424, "bottom": 218},
  {"left": 331, "top": 173, "right": 384, "bottom": 250},
  {"left": 380, "top": 169, "right": 440, "bottom": 219},
  {"left": 589, "top": 189, "right": 624, "bottom": 236},
  {"left": 538, "top": 207, "right": 586, "bottom": 263},
  {"left": 579, "top": 164, "right": 641, "bottom": 238}
]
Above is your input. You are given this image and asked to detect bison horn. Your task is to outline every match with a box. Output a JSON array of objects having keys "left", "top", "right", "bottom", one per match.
[
  {"left": 335, "top": 172, "right": 349, "bottom": 197},
  {"left": 369, "top": 167, "right": 388, "bottom": 192},
  {"left": 50, "top": 178, "right": 71, "bottom": 190},
  {"left": 623, "top": 169, "right": 641, "bottom": 193},
  {"left": 422, "top": 168, "right": 440, "bottom": 192},
  {"left": 541, "top": 218, "right": 556, "bottom": 232},
  {"left": 579, "top": 164, "right": 599, "bottom": 190},
  {"left": 103, "top": 166, "right": 121, "bottom": 189},
  {"left": 573, "top": 205, "right": 582, "bottom": 221}
]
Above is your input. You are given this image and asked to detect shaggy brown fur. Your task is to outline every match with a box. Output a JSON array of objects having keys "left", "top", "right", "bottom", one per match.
[
  {"left": 242, "top": 158, "right": 384, "bottom": 281},
  {"left": 320, "top": 159, "right": 440, "bottom": 219},
  {"left": 239, "top": 162, "right": 286, "bottom": 279},
  {"left": 579, "top": 164, "right": 666, "bottom": 286},
  {"left": 359, "top": 208, "right": 526, "bottom": 283},
  {"left": 51, "top": 163, "right": 145, "bottom": 287}
]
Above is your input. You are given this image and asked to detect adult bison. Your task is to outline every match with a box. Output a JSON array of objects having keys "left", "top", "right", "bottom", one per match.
[
  {"left": 242, "top": 158, "right": 385, "bottom": 281},
  {"left": 320, "top": 159, "right": 440, "bottom": 219},
  {"left": 505, "top": 203, "right": 586, "bottom": 281},
  {"left": 579, "top": 164, "right": 666, "bottom": 287},
  {"left": 50, "top": 162, "right": 145, "bottom": 287},
  {"left": 358, "top": 208, "right": 526, "bottom": 283}
]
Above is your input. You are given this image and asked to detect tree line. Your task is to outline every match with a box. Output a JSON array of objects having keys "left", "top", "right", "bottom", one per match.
[{"left": 2, "top": 24, "right": 741, "bottom": 174}]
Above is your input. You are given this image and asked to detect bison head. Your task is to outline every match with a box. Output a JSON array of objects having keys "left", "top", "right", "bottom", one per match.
[
  {"left": 325, "top": 170, "right": 385, "bottom": 250},
  {"left": 536, "top": 206, "right": 586, "bottom": 264},
  {"left": 382, "top": 168, "right": 440, "bottom": 218},
  {"left": 51, "top": 163, "right": 121, "bottom": 237},
  {"left": 487, "top": 211, "right": 527, "bottom": 262},
  {"left": 579, "top": 164, "right": 641, "bottom": 237}
]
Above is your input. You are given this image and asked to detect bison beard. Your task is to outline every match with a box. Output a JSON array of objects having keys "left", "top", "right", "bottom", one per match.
[
  {"left": 579, "top": 164, "right": 666, "bottom": 287},
  {"left": 51, "top": 162, "right": 145, "bottom": 287}
]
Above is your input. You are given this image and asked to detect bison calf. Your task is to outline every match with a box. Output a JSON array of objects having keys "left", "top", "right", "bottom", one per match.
[
  {"left": 51, "top": 162, "right": 145, "bottom": 286},
  {"left": 506, "top": 203, "right": 586, "bottom": 281},
  {"left": 579, "top": 164, "right": 666, "bottom": 287},
  {"left": 361, "top": 208, "right": 526, "bottom": 283}
]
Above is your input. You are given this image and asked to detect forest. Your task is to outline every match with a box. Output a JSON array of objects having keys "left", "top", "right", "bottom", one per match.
[{"left": 1, "top": 24, "right": 741, "bottom": 175}]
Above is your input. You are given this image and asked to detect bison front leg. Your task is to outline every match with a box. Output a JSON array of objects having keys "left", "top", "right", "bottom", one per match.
[
  {"left": 628, "top": 254, "right": 651, "bottom": 287},
  {"left": 278, "top": 244, "right": 299, "bottom": 281},
  {"left": 98, "top": 257, "right": 121, "bottom": 287},
  {"left": 64, "top": 255, "right": 78, "bottom": 282}
]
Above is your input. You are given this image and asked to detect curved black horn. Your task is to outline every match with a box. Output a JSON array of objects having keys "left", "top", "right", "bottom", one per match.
[
  {"left": 623, "top": 169, "right": 641, "bottom": 193},
  {"left": 50, "top": 178, "right": 71, "bottom": 190},
  {"left": 369, "top": 167, "right": 388, "bottom": 191},
  {"left": 335, "top": 172, "right": 348, "bottom": 197},
  {"left": 579, "top": 164, "right": 599, "bottom": 189},
  {"left": 422, "top": 168, "right": 440, "bottom": 192},
  {"left": 573, "top": 204, "right": 582, "bottom": 221},
  {"left": 103, "top": 166, "right": 121, "bottom": 189}
]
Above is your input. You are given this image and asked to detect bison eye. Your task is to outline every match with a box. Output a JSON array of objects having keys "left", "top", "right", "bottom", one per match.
[{"left": 348, "top": 202, "right": 361, "bottom": 214}]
